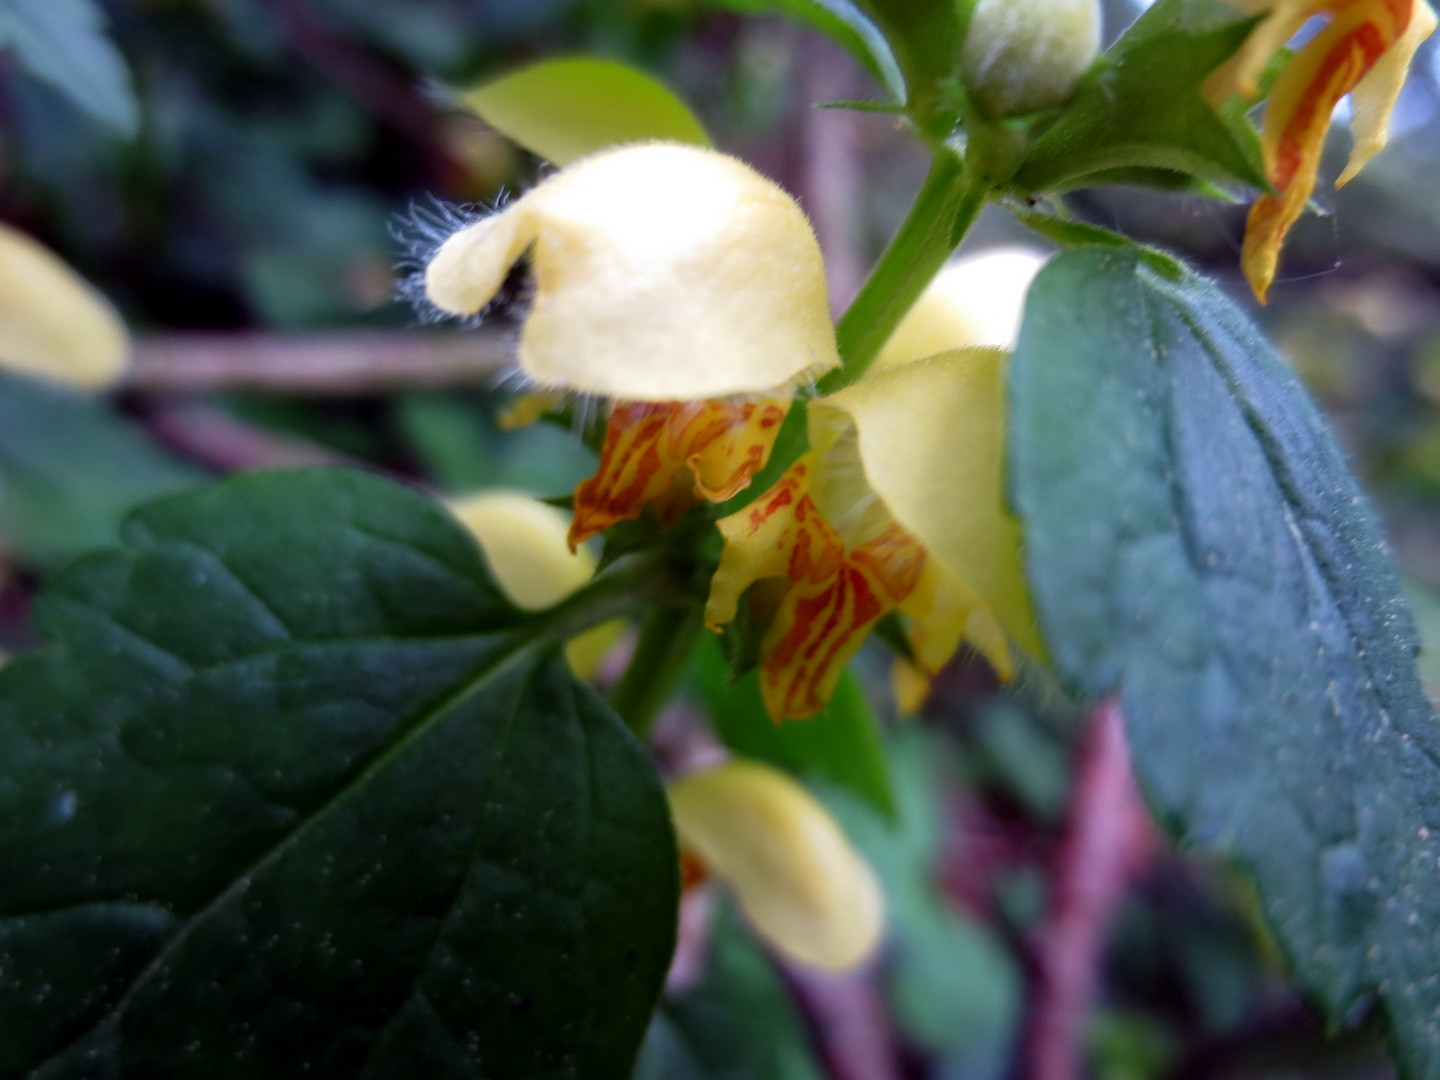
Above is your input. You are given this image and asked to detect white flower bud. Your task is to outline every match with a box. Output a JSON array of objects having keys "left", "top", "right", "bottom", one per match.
[{"left": 961, "top": 0, "right": 1101, "bottom": 118}]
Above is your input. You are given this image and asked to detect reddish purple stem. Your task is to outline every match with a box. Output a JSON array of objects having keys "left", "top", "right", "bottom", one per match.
[
  {"left": 1023, "top": 697, "right": 1153, "bottom": 1080},
  {"left": 782, "top": 962, "right": 903, "bottom": 1080}
]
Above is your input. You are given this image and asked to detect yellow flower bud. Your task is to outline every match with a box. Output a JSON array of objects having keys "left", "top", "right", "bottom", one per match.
[
  {"left": 960, "top": 0, "right": 1101, "bottom": 118},
  {"left": 876, "top": 246, "right": 1046, "bottom": 370},
  {"left": 423, "top": 142, "right": 839, "bottom": 401},
  {"left": 448, "top": 491, "right": 620, "bottom": 679},
  {"left": 0, "top": 223, "right": 129, "bottom": 389},
  {"left": 668, "top": 760, "right": 884, "bottom": 971}
]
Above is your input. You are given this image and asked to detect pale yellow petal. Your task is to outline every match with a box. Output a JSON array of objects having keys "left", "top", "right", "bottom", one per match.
[
  {"left": 425, "top": 143, "right": 839, "bottom": 401},
  {"left": 448, "top": 491, "right": 619, "bottom": 678},
  {"left": 811, "top": 349, "right": 1044, "bottom": 660},
  {"left": 875, "top": 247, "right": 1046, "bottom": 371},
  {"left": 1338, "top": 0, "right": 1437, "bottom": 185},
  {"left": 1205, "top": 0, "right": 1325, "bottom": 102},
  {"left": 668, "top": 760, "right": 884, "bottom": 971},
  {"left": 425, "top": 210, "right": 536, "bottom": 319},
  {"left": 0, "top": 224, "right": 129, "bottom": 389},
  {"left": 890, "top": 657, "right": 931, "bottom": 715}
]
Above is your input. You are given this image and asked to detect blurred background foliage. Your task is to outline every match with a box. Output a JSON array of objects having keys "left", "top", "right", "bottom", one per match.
[{"left": 1, "top": 0, "right": 1437, "bottom": 1077}]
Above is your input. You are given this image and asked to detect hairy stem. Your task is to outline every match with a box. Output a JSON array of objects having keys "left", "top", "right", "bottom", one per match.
[
  {"left": 821, "top": 150, "right": 988, "bottom": 393},
  {"left": 528, "top": 552, "right": 676, "bottom": 649}
]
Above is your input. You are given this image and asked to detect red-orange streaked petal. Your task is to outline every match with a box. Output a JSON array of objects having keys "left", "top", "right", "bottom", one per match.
[
  {"left": 762, "top": 557, "right": 890, "bottom": 720},
  {"left": 706, "top": 458, "right": 815, "bottom": 631},
  {"left": 760, "top": 522, "right": 926, "bottom": 721},
  {"left": 571, "top": 402, "right": 679, "bottom": 547},
  {"left": 685, "top": 398, "right": 788, "bottom": 501},
  {"left": 570, "top": 396, "right": 790, "bottom": 548},
  {"left": 709, "top": 459, "right": 932, "bottom": 721},
  {"left": 1243, "top": 0, "right": 1414, "bottom": 302}
]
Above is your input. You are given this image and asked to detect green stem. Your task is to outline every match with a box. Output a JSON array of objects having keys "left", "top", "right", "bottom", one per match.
[
  {"left": 821, "top": 151, "right": 988, "bottom": 393},
  {"left": 527, "top": 551, "right": 670, "bottom": 645},
  {"left": 609, "top": 601, "right": 704, "bottom": 740}
]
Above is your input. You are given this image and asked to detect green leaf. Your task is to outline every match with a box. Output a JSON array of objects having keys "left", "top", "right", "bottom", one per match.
[
  {"left": 0, "top": 0, "right": 138, "bottom": 134},
  {"left": 0, "top": 468, "right": 676, "bottom": 1077},
  {"left": 717, "top": 0, "right": 905, "bottom": 104},
  {"left": 1009, "top": 248, "right": 1440, "bottom": 1078},
  {"left": 0, "top": 373, "right": 204, "bottom": 567},
  {"left": 853, "top": 0, "right": 959, "bottom": 130},
  {"left": 457, "top": 56, "right": 710, "bottom": 166},
  {"left": 693, "top": 636, "right": 895, "bottom": 818},
  {"left": 1011, "top": 0, "right": 1265, "bottom": 195}
]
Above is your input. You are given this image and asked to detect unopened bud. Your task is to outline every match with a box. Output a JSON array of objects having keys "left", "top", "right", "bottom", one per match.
[{"left": 960, "top": 0, "right": 1101, "bottom": 118}]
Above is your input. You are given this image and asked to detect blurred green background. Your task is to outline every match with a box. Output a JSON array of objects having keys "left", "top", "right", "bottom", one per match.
[{"left": 1, "top": 1, "right": 1437, "bottom": 1077}]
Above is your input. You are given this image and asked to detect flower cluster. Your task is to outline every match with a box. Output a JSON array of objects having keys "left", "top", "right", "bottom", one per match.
[{"left": 415, "top": 143, "right": 1041, "bottom": 726}]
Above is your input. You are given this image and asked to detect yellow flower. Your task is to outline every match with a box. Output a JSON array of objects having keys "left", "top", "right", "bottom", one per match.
[
  {"left": 0, "top": 223, "right": 129, "bottom": 388},
  {"left": 875, "top": 247, "right": 1046, "bottom": 370},
  {"left": 420, "top": 142, "right": 839, "bottom": 547},
  {"left": 1207, "top": 0, "right": 1437, "bottom": 302},
  {"left": 668, "top": 759, "right": 884, "bottom": 971},
  {"left": 706, "top": 349, "right": 1042, "bottom": 721},
  {"left": 448, "top": 491, "right": 620, "bottom": 678}
]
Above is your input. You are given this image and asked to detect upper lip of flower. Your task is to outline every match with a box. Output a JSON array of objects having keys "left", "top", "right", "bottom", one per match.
[{"left": 416, "top": 141, "right": 841, "bottom": 401}]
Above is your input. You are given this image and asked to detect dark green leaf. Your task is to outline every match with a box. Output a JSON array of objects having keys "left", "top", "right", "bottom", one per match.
[
  {"left": 693, "top": 636, "right": 895, "bottom": 818},
  {"left": 0, "top": 468, "right": 676, "bottom": 1078},
  {"left": 718, "top": 0, "right": 905, "bottom": 104},
  {"left": 1009, "top": 248, "right": 1440, "bottom": 1078},
  {"left": 0, "top": 0, "right": 138, "bottom": 134},
  {"left": 1011, "top": 0, "right": 1265, "bottom": 195},
  {"left": 0, "top": 373, "right": 204, "bottom": 567}
]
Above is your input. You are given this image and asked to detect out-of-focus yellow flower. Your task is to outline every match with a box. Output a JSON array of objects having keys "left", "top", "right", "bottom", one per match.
[
  {"left": 1207, "top": 0, "right": 1436, "bottom": 302},
  {"left": 875, "top": 247, "right": 1046, "bottom": 371},
  {"left": 0, "top": 223, "right": 128, "bottom": 388},
  {"left": 422, "top": 142, "right": 838, "bottom": 548},
  {"left": 449, "top": 491, "right": 620, "bottom": 678},
  {"left": 706, "top": 350, "right": 1041, "bottom": 720},
  {"left": 668, "top": 759, "right": 884, "bottom": 971}
]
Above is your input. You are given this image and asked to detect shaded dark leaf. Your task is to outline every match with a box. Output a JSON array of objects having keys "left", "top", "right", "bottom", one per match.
[{"left": 0, "top": 468, "right": 676, "bottom": 1078}]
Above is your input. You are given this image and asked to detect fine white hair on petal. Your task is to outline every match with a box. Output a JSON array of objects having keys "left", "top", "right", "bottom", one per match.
[
  {"left": 569, "top": 393, "right": 605, "bottom": 437},
  {"left": 391, "top": 192, "right": 516, "bottom": 325},
  {"left": 490, "top": 362, "right": 537, "bottom": 393}
]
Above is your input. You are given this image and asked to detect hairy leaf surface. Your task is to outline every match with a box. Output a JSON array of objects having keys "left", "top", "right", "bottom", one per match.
[{"left": 1010, "top": 248, "right": 1440, "bottom": 1078}]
